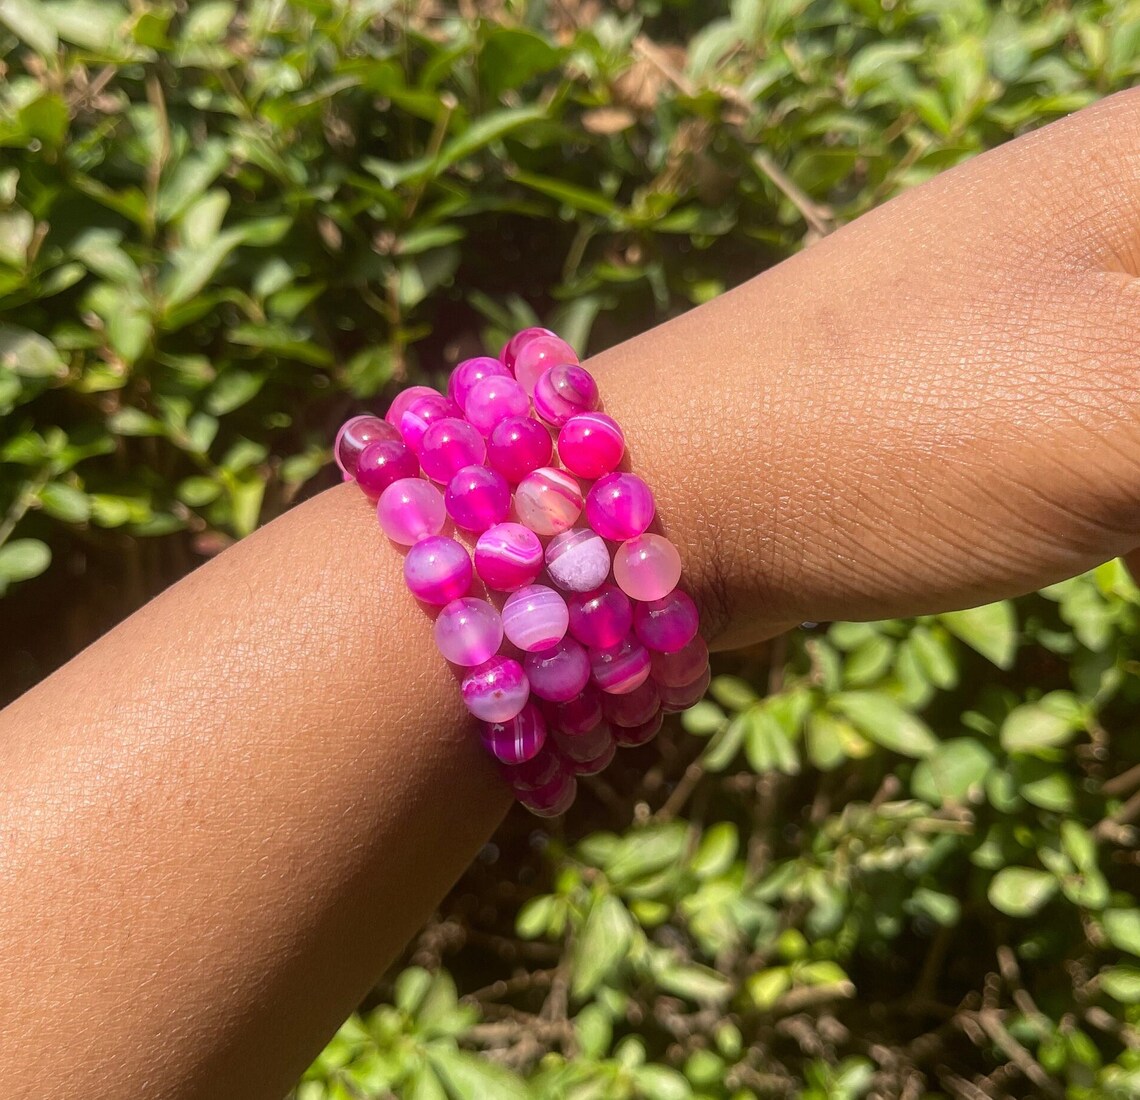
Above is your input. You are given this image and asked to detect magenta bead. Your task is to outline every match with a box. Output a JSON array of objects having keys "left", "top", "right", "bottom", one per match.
[
  {"left": 660, "top": 666, "right": 712, "bottom": 712},
  {"left": 512, "top": 333, "right": 580, "bottom": 395},
  {"left": 602, "top": 677, "right": 660, "bottom": 727},
  {"left": 487, "top": 416, "right": 554, "bottom": 483},
  {"left": 553, "top": 721, "right": 613, "bottom": 764},
  {"left": 502, "top": 584, "right": 569, "bottom": 652},
  {"left": 651, "top": 635, "right": 710, "bottom": 688},
  {"left": 633, "top": 590, "right": 700, "bottom": 653},
  {"left": 533, "top": 363, "right": 599, "bottom": 427},
  {"left": 590, "top": 636, "right": 652, "bottom": 695},
  {"left": 377, "top": 478, "right": 446, "bottom": 545},
  {"left": 548, "top": 684, "right": 604, "bottom": 735},
  {"left": 614, "top": 533, "right": 682, "bottom": 602},
  {"left": 464, "top": 375, "right": 530, "bottom": 435},
  {"left": 354, "top": 439, "right": 419, "bottom": 499},
  {"left": 524, "top": 637, "right": 591, "bottom": 702},
  {"left": 517, "top": 769, "right": 577, "bottom": 817},
  {"left": 500, "top": 745, "right": 564, "bottom": 792},
  {"left": 335, "top": 415, "right": 400, "bottom": 478},
  {"left": 545, "top": 528, "right": 611, "bottom": 593},
  {"left": 419, "top": 417, "right": 487, "bottom": 483},
  {"left": 613, "top": 710, "right": 664, "bottom": 748},
  {"left": 571, "top": 737, "right": 616, "bottom": 776},
  {"left": 449, "top": 356, "right": 511, "bottom": 408},
  {"left": 567, "top": 584, "right": 632, "bottom": 649},
  {"left": 514, "top": 467, "right": 584, "bottom": 536},
  {"left": 482, "top": 700, "right": 547, "bottom": 765},
  {"left": 501, "top": 326, "right": 557, "bottom": 372},
  {"left": 385, "top": 385, "right": 437, "bottom": 428},
  {"left": 445, "top": 465, "right": 511, "bottom": 533},
  {"left": 462, "top": 655, "right": 530, "bottom": 723},
  {"left": 404, "top": 535, "right": 472, "bottom": 605},
  {"left": 557, "top": 413, "right": 625, "bottom": 479},
  {"left": 398, "top": 392, "right": 461, "bottom": 453},
  {"left": 586, "top": 473, "right": 655, "bottom": 541},
  {"left": 474, "top": 522, "right": 544, "bottom": 591},
  {"left": 434, "top": 597, "right": 505, "bottom": 666}
]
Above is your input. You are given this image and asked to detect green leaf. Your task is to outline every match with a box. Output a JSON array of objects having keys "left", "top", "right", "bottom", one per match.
[
  {"left": 0, "top": 325, "right": 66, "bottom": 378},
  {"left": 1000, "top": 701, "right": 1079, "bottom": 753},
  {"left": 988, "top": 867, "right": 1058, "bottom": 917},
  {"left": 0, "top": 0, "right": 59, "bottom": 53},
  {"left": 831, "top": 691, "right": 938, "bottom": 757},
  {"left": 746, "top": 967, "right": 792, "bottom": 1009},
  {"left": 940, "top": 600, "right": 1018, "bottom": 668},
  {"left": 38, "top": 482, "right": 90, "bottom": 522},
  {"left": 606, "top": 824, "right": 688, "bottom": 885},
  {"left": 681, "top": 700, "right": 724, "bottom": 736},
  {"left": 690, "top": 822, "right": 738, "bottom": 879},
  {"left": 1103, "top": 910, "right": 1140, "bottom": 956},
  {"left": 160, "top": 228, "right": 244, "bottom": 311},
  {"left": 630, "top": 1063, "right": 693, "bottom": 1100},
  {"left": 516, "top": 894, "right": 557, "bottom": 939},
  {"left": 572, "top": 893, "right": 633, "bottom": 998},
  {"left": 911, "top": 738, "right": 994, "bottom": 804},
  {"left": 1099, "top": 965, "right": 1140, "bottom": 1004},
  {"left": 510, "top": 170, "right": 621, "bottom": 218},
  {"left": 0, "top": 538, "right": 51, "bottom": 586},
  {"left": 709, "top": 675, "right": 758, "bottom": 710}
]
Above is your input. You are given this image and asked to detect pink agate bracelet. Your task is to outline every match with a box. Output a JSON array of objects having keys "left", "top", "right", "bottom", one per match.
[{"left": 334, "top": 328, "right": 710, "bottom": 817}]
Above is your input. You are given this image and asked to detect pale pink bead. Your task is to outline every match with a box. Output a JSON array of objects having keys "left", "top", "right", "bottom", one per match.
[
  {"left": 487, "top": 416, "right": 554, "bottom": 483},
  {"left": 377, "top": 477, "right": 446, "bottom": 545},
  {"left": 335, "top": 415, "right": 400, "bottom": 478},
  {"left": 553, "top": 720, "right": 613, "bottom": 764},
  {"left": 524, "top": 637, "right": 590, "bottom": 702},
  {"left": 513, "top": 333, "right": 579, "bottom": 395},
  {"left": 517, "top": 769, "right": 577, "bottom": 817},
  {"left": 482, "top": 700, "right": 547, "bottom": 766},
  {"left": 502, "top": 584, "right": 569, "bottom": 652},
  {"left": 385, "top": 385, "right": 437, "bottom": 428},
  {"left": 403, "top": 535, "right": 472, "bottom": 605},
  {"left": 354, "top": 439, "right": 419, "bottom": 499},
  {"left": 514, "top": 467, "right": 583, "bottom": 536},
  {"left": 612, "top": 710, "right": 663, "bottom": 748},
  {"left": 590, "top": 636, "right": 651, "bottom": 694},
  {"left": 445, "top": 465, "right": 510, "bottom": 533},
  {"left": 419, "top": 417, "right": 486, "bottom": 483},
  {"left": 544, "top": 528, "right": 611, "bottom": 593},
  {"left": 586, "top": 472, "right": 655, "bottom": 541},
  {"left": 659, "top": 665, "right": 712, "bottom": 712},
  {"left": 633, "top": 589, "right": 700, "bottom": 653},
  {"left": 533, "top": 363, "right": 599, "bottom": 427},
  {"left": 557, "top": 413, "right": 625, "bottom": 479},
  {"left": 434, "top": 597, "right": 505, "bottom": 666},
  {"left": 651, "top": 635, "right": 709, "bottom": 688},
  {"left": 465, "top": 375, "right": 530, "bottom": 435},
  {"left": 448, "top": 356, "right": 511, "bottom": 408},
  {"left": 475, "top": 522, "right": 544, "bottom": 591},
  {"left": 613, "top": 533, "right": 682, "bottom": 602},
  {"left": 398, "top": 391, "right": 462, "bottom": 453},
  {"left": 500, "top": 326, "right": 557, "bottom": 372},
  {"left": 462, "top": 655, "right": 530, "bottom": 723}
]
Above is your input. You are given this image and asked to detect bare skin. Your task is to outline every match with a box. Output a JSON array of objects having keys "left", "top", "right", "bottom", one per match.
[{"left": 4, "top": 89, "right": 1140, "bottom": 1098}]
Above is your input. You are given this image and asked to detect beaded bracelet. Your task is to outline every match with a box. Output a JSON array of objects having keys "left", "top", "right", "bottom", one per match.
[{"left": 334, "top": 327, "right": 710, "bottom": 816}]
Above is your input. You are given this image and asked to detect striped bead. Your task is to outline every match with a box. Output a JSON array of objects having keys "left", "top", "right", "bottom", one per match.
[
  {"left": 590, "top": 635, "right": 651, "bottom": 695},
  {"left": 502, "top": 584, "right": 569, "bottom": 652},
  {"left": 511, "top": 333, "right": 579, "bottom": 395},
  {"left": 462, "top": 655, "right": 530, "bottom": 723},
  {"left": 533, "top": 363, "right": 599, "bottom": 427},
  {"left": 557, "top": 412, "right": 624, "bottom": 479},
  {"left": 516, "top": 769, "right": 577, "bottom": 817},
  {"left": 545, "top": 528, "right": 611, "bottom": 593},
  {"left": 514, "top": 467, "right": 583, "bottom": 536},
  {"left": 475, "top": 522, "right": 544, "bottom": 591},
  {"left": 481, "top": 700, "right": 547, "bottom": 765}
]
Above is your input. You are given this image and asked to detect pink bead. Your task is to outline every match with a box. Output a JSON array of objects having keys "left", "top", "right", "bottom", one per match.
[
  {"left": 612, "top": 710, "right": 663, "bottom": 748},
  {"left": 335, "top": 415, "right": 400, "bottom": 478},
  {"left": 570, "top": 737, "right": 616, "bottom": 776},
  {"left": 500, "top": 745, "right": 564, "bottom": 792},
  {"left": 533, "top": 363, "right": 599, "bottom": 427},
  {"left": 502, "top": 584, "right": 569, "bottom": 652},
  {"left": 660, "top": 666, "right": 712, "bottom": 712},
  {"left": 517, "top": 769, "right": 577, "bottom": 817},
  {"left": 419, "top": 418, "right": 487, "bottom": 483},
  {"left": 602, "top": 677, "right": 660, "bottom": 727},
  {"left": 385, "top": 385, "right": 437, "bottom": 428},
  {"left": 557, "top": 413, "right": 625, "bottom": 479},
  {"left": 377, "top": 478, "right": 446, "bottom": 545},
  {"left": 487, "top": 416, "right": 554, "bottom": 483},
  {"left": 547, "top": 684, "right": 604, "bottom": 734},
  {"left": 448, "top": 356, "right": 511, "bottom": 408},
  {"left": 500, "top": 326, "right": 557, "bottom": 372},
  {"left": 514, "top": 467, "right": 583, "bottom": 536},
  {"left": 586, "top": 473, "right": 655, "bottom": 541},
  {"left": 434, "top": 597, "right": 504, "bottom": 666},
  {"left": 633, "top": 590, "right": 700, "bottom": 653},
  {"left": 590, "top": 636, "right": 652, "bottom": 695},
  {"left": 567, "top": 584, "right": 632, "bottom": 649},
  {"left": 474, "top": 523, "right": 544, "bottom": 591},
  {"left": 398, "top": 392, "right": 461, "bottom": 453},
  {"left": 464, "top": 375, "right": 530, "bottom": 435},
  {"left": 512, "top": 333, "right": 580, "bottom": 395},
  {"left": 445, "top": 465, "right": 510, "bottom": 533},
  {"left": 613, "top": 533, "right": 682, "bottom": 602},
  {"left": 545, "top": 528, "right": 611, "bottom": 593},
  {"left": 482, "top": 700, "right": 547, "bottom": 765},
  {"left": 651, "top": 634, "right": 710, "bottom": 688},
  {"left": 354, "top": 439, "right": 419, "bottom": 499},
  {"left": 462, "top": 655, "right": 529, "bottom": 723},
  {"left": 403, "top": 535, "right": 472, "bottom": 605},
  {"left": 524, "top": 638, "right": 591, "bottom": 702},
  {"left": 553, "top": 721, "right": 613, "bottom": 764}
]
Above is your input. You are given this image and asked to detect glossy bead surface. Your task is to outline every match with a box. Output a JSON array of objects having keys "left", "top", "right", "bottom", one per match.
[
  {"left": 602, "top": 677, "right": 660, "bottom": 727},
  {"left": 398, "top": 392, "right": 461, "bottom": 453},
  {"left": 533, "top": 363, "right": 599, "bottom": 427},
  {"left": 474, "top": 523, "right": 543, "bottom": 591},
  {"left": 482, "top": 700, "right": 547, "bottom": 766},
  {"left": 514, "top": 467, "right": 583, "bottom": 536},
  {"left": 590, "top": 636, "right": 651, "bottom": 695},
  {"left": 419, "top": 418, "right": 486, "bottom": 483},
  {"left": 465, "top": 375, "right": 529, "bottom": 435},
  {"left": 650, "top": 635, "right": 710, "bottom": 687},
  {"left": 336, "top": 415, "right": 399, "bottom": 478},
  {"left": 502, "top": 584, "right": 569, "bottom": 652},
  {"left": 517, "top": 769, "right": 576, "bottom": 817},
  {"left": 659, "top": 665, "right": 712, "bottom": 712},
  {"left": 385, "top": 385, "right": 437, "bottom": 428},
  {"left": 500, "top": 746, "right": 564, "bottom": 792},
  {"left": 547, "top": 684, "right": 604, "bottom": 734},
  {"left": 445, "top": 465, "right": 510, "bottom": 533},
  {"left": 557, "top": 413, "right": 625, "bottom": 479},
  {"left": 545, "top": 528, "right": 611, "bottom": 593},
  {"left": 487, "top": 416, "right": 553, "bottom": 483},
  {"left": 612, "top": 710, "right": 663, "bottom": 748},
  {"left": 586, "top": 473, "right": 655, "bottom": 541},
  {"left": 354, "top": 439, "right": 419, "bottom": 499},
  {"left": 449, "top": 356, "right": 511, "bottom": 409},
  {"left": 512, "top": 333, "right": 579, "bottom": 395},
  {"left": 633, "top": 589, "right": 700, "bottom": 653},
  {"left": 553, "top": 721, "right": 613, "bottom": 764},
  {"left": 614, "top": 533, "right": 682, "bottom": 602},
  {"left": 377, "top": 478, "right": 446, "bottom": 545},
  {"left": 566, "top": 584, "right": 632, "bottom": 649},
  {"left": 500, "top": 326, "right": 557, "bottom": 372},
  {"left": 570, "top": 737, "right": 616, "bottom": 776},
  {"left": 434, "top": 597, "right": 504, "bottom": 666},
  {"left": 403, "top": 535, "right": 472, "bottom": 605},
  {"left": 524, "top": 638, "right": 590, "bottom": 703},
  {"left": 461, "top": 655, "right": 529, "bottom": 723}
]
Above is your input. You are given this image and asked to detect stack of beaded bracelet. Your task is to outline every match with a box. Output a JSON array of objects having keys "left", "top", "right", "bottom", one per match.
[{"left": 334, "top": 327, "right": 711, "bottom": 817}]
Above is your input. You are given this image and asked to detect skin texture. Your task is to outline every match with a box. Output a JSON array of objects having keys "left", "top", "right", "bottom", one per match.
[{"left": 4, "top": 89, "right": 1140, "bottom": 1097}]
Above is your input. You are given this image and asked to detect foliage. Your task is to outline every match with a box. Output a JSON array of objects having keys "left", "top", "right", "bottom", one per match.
[{"left": 2, "top": 0, "right": 1139, "bottom": 1096}]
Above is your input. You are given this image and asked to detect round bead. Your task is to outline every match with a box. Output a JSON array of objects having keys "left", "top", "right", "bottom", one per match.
[
  {"left": 354, "top": 439, "right": 419, "bottom": 499},
  {"left": 602, "top": 677, "right": 660, "bottom": 727},
  {"left": 377, "top": 478, "right": 446, "bottom": 545},
  {"left": 633, "top": 590, "right": 700, "bottom": 653},
  {"left": 553, "top": 721, "right": 613, "bottom": 764},
  {"left": 448, "top": 356, "right": 511, "bottom": 409},
  {"left": 557, "top": 413, "right": 625, "bottom": 479},
  {"left": 517, "top": 769, "right": 576, "bottom": 817},
  {"left": 501, "top": 326, "right": 557, "bottom": 372},
  {"left": 419, "top": 418, "right": 486, "bottom": 483},
  {"left": 464, "top": 375, "right": 530, "bottom": 435},
  {"left": 614, "top": 534, "right": 682, "bottom": 602},
  {"left": 586, "top": 473, "right": 655, "bottom": 541},
  {"left": 403, "top": 535, "right": 472, "bottom": 605},
  {"left": 514, "top": 467, "right": 584, "bottom": 536},
  {"left": 512, "top": 333, "right": 580, "bottom": 395},
  {"left": 500, "top": 745, "right": 564, "bottom": 792},
  {"left": 385, "top": 385, "right": 437, "bottom": 428},
  {"left": 590, "top": 636, "right": 652, "bottom": 695},
  {"left": 567, "top": 584, "right": 632, "bottom": 649},
  {"left": 487, "top": 416, "right": 554, "bottom": 483},
  {"left": 547, "top": 684, "right": 604, "bottom": 735},
  {"left": 533, "top": 363, "right": 599, "bottom": 427},
  {"left": 545, "top": 528, "right": 611, "bottom": 593},
  {"left": 482, "top": 700, "right": 547, "bottom": 766},
  {"left": 445, "top": 465, "right": 510, "bottom": 533},
  {"left": 524, "top": 638, "right": 591, "bottom": 703},
  {"left": 462, "top": 655, "right": 530, "bottom": 723},
  {"left": 336, "top": 415, "right": 400, "bottom": 478},
  {"left": 571, "top": 738, "right": 616, "bottom": 776},
  {"left": 612, "top": 710, "right": 663, "bottom": 748},
  {"left": 502, "top": 584, "right": 569, "bottom": 652},
  {"left": 650, "top": 635, "right": 710, "bottom": 688},
  {"left": 659, "top": 665, "right": 712, "bottom": 712},
  {"left": 474, "top": 522, "right": 544, "bottom": 591},
  {"left": 398, "top": 392, "right": 461, "bottom": 453},
  {"left": 434, "top": 597, "right": 505, "bottom": 666}
]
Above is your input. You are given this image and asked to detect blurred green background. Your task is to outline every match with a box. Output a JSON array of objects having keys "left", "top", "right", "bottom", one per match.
[{"left": 2, "top": 0, "right": 1139, "bottom": 1096}]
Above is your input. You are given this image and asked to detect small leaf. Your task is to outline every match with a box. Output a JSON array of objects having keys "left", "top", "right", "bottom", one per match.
[
  {"left": 0, "top": 0, "right": 59, "bottom": 53},
  {"left": 940, "top": 600, "right": 1018, "bottom": 668},
  {"left": 1099, "top": 965, "right": 1140, "bottom": 1004},
  {"left": 516, "top": 895, "right": 557, "bottom": 940},
  {"left": 988, "top": 867, "right": 1058, "bottom": 917},
  {"left": 0, "top": 538, "right": 51, "bottom": 586},
  {"left": 572, "top": 893, "right": 633, "bottom": 999},
  {"left": 0, "top": 325, "right": 66, "bottom": 378},
  {"left": 38, "top": 482, "right": 90, "bottom": 523},
  {"left": 1103, "top": 909, "right": 1140, "bottom": 956},
  {"left": 911, "top": 738, "right": 994, "bottom": 804},
  {"left": 689, "top": 822, "right": 738, "bottom": 879},
  {"left": 831, "top": 691, "right": 938, "bottom": 757},
  {"left": 1000, "top": 701, "right": 1079, "bottom": 753},
  {"left": 746, "top": 967, "right": 792, "bottom": 1009}
]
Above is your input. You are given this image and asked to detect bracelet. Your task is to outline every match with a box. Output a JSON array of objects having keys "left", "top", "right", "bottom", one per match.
[{"left": 335, "top": 327, "right": 710, "bottom": 816}]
